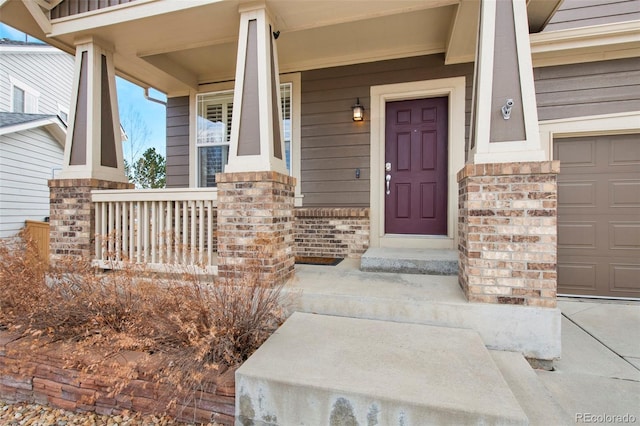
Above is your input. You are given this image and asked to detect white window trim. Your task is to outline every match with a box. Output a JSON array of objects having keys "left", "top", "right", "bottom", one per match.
[
  {"left": 189, "top": 72, "right": 302, "bottom": 206},
  {"left": 369, "top": 77, "right": 466, "bottom": 250},
  {"left": 57, "top": 102, "right": 70, "bottom": 124},
  {"left": 9, "top": 76, "right": 40, "bottom": 113}
]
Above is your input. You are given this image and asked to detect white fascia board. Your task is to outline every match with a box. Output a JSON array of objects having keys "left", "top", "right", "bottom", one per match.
[{"left": 49, "top": 0, "right": 222, "bottom": 37}]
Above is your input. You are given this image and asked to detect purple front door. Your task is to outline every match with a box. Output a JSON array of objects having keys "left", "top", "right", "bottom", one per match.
[{"left": 384, "top": 97, "right": 448, "bottom": 235}]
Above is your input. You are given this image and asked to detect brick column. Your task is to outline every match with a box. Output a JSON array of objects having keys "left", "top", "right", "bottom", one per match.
[
  {"left": 457, "top": 161, "right": 559, "bottom": 308},
  {"left": 49, "top": 179, "right": 133, "bottom": 262},
  {"left": 216, "top": 171, "right": 296, "bottom": 285}
]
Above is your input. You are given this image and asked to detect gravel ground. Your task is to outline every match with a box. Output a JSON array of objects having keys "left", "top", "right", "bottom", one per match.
[{"left": 0, "top": 401, "right": 223, "bottom": 425}]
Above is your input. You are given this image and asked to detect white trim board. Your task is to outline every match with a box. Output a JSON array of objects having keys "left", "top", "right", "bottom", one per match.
[
  {"left": 369, "top": 77, "right": 466, "bottom": 250},
  {"left": 539, "top": 111, "right": 640, "bottom": 160}
]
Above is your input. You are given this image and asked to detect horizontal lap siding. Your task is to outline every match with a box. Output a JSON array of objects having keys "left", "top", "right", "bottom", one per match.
[
  {"left": 0, "top": 51, "right": 74, "bottom": 114},
  {"left": 165, "top": 96, "right": 189, "bottom": 188},
  {"left": 534, "top": 57, "right": 640, "bottom": 121},
  {"left": 543, "top": 0, "right": 640, "bottom": 32},
  {"left": 0, "top": 129, "right": 63, "bottom": 238},
  {"left": 51, "top": 0, "right": 135, "bottom": 19},
  {"left": 301, "top": 54, "right": 473, "bottom": 207}
]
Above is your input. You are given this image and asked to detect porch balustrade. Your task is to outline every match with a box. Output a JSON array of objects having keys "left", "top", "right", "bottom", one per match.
[{"left": 91, "top": 188, "right": 217, "bottom": 272}]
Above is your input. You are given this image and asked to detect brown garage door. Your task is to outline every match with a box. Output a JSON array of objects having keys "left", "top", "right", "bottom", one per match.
[{"left": 555, "top": 134, "right": 640, "bottom": 299}]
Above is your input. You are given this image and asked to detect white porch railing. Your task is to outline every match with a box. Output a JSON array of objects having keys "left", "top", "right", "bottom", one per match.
[{"left": 91, "top": 188, "right": 218, "bottom": 272}]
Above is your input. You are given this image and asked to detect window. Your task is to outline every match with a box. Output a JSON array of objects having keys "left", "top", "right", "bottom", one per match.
[
  {"left": 10, "top": 77, "right": 39, "bottom": 113},
  {"left": 13, "top": 86, "right": 25, "bottom": 112},
  {"left": 196, "top": 83, "right": 293, "bottom": 187},
  {"left": 58, "top": 104, "right": 69, "bottom": 124}
]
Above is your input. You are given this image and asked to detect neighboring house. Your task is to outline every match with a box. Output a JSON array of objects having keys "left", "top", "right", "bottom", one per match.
[
  {"left": 1, "top": 0, "right": 639, "bottom": 366},
  {"left": 0, "top": 40, "right": 73, "bottom": 238}
]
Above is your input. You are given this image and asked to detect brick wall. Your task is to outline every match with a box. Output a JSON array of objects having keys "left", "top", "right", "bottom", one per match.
[
  {"left": 457, "top": 161, "right": 559, "bottom": 308},
  {"left": 49, "top": 179, "right": 133, "bottom": 261},
  {"left": 216, "top": 171, "right": 296, "bottom": 285},
  {"left": 294, "top": 208, "right": 369, "bottom": 259},
  {"left": 0, "top": 333, "right": 234, "bottom": 424}
]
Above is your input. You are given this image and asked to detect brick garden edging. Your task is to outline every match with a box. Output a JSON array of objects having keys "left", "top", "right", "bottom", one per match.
[{"left": 0, "top": 332, "right": 235, "bottom": 425}]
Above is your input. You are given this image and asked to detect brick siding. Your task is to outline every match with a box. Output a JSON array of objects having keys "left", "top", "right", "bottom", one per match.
[
  {"left": 216, "top": 171, "right": 296, "bottom": 285},
  {"left": 48, "top": 179, "right": 133, "bottom": 262},
  {"left": 457, "top": 162, "right": 559, "bottom": 308},
  {"left": 294, "top": 208, "right": 369, "bottom": 259}
]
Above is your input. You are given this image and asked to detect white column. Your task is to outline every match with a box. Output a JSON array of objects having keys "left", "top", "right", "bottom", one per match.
[
  {"left": 59, "top": 37, "right": 127, "bottom": 182},
  {"left": 468, "top": 0, "right": 545, "bottom": 164},
  {"left": 225, "top": 2, "right": 287, "bottom": 174}
]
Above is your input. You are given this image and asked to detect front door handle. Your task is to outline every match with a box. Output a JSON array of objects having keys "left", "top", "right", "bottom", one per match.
[{"left": 386, "top": 174, "right": 391, "bottom": 195}]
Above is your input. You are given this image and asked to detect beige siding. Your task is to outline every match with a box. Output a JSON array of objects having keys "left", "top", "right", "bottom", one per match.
[
  {"left": 165, "top": 96, "right": 190, "bottom": 188},
  {"left": 51, "top": 0, "right": 135, "bottom": 19},
  {"left": 544, "top": 0, "right": 640, "bottom": 32},
  {"left": 301, "top": 54, "right": 473, "bottom": 207},
  {"left": 534, "top": 57, "right": 640, "bottom": 121}
]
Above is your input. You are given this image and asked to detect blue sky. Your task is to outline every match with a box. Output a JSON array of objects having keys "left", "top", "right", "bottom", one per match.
[{"left": 1, "top": 23, "right": 167, "bottom": 158}]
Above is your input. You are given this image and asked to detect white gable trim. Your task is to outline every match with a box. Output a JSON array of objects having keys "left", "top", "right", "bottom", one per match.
[{"left": 0, "top": 116, "right": 67, "bottom": 147}]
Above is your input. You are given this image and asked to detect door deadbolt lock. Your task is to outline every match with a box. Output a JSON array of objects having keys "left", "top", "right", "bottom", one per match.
[{"left": 385, "top": 162, "right": 392, "bottom": 172}]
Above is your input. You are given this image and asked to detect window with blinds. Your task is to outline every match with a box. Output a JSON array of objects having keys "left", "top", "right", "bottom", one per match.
[{"left": 196, "top": 83, "right": 292, "bottom": 187}]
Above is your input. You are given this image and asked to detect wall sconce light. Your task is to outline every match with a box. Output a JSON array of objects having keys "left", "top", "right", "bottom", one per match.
[
  {"left": 352, "top": 98, "right": 364, "bottom": 122},
  {"left": 501, "top": 98, "right": 514, "bottom": 120}
]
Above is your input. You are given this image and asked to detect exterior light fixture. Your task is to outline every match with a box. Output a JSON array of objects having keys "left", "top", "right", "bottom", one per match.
[
  {"left": 501, "top": 98, "right": 514, "bottom": 120},
  {"left": 352, "top": 98, "right": 364, "bottom": 121}
]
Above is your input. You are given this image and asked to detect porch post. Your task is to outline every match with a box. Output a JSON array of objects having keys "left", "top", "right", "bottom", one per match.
[
  {"left": 458, "top": 0, "right": 559, "bottom": 310},
  {"left": 216, "top": 3, "right": 295, "bottom": 285},
  {"left": 49, "top": 37, "right": 131, "bottom": 263}
]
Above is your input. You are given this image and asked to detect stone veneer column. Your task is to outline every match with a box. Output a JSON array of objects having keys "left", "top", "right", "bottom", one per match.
[
  {"left": 458, "top": 161, "right": 559, "bottom": 308},
  {"left": 48, "top": 179, "right": 133, "bottom": 262},
  {"left": 216, "top": 171, "right": 296, "bottom": 285}
]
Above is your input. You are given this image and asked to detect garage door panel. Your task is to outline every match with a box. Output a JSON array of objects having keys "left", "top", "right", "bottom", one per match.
[
  {"left": 557, "top": 181, "right": 596, "bottom": 207},
  {"left": 609, "top": 264, "right": 640, "bottom": 296},
  {"left": 556, "top": 133, "right": 640, "bottom": 299},
  {"left": 610, "top": 223, "right": 640, "bottom": 251},
  {"left": 610, "top": 180, "right": 640, "bottom": 207},
  {"left": 557, "top": 262, "right": 597, "bottom": 291},
  {"left": 610, "top": 134, "right": 640, "bottom": 166},
  {"left": 558, "top": 222, "right": 596, "bottom": 249},
  {"left": 556, "top": 139, "right": 596, "bottom": 167}
]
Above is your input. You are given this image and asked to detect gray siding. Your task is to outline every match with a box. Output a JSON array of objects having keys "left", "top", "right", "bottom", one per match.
[
  {"left": 51, "top": 0, "right": 135, "bottom": 19},
  {"left": 0, "top": 48, "right": 74, "bottom": 115},
  {"left": 165, "top": 96, "right": 190, "bottom": 188},
  {"left": 534, "top": 57, "right": 640, "bottom": 121},
  {"left": 544, "top": 0, "right": 640, "bottom": 32},
  {"left": 0, "top": 128, "right": 64, "bottom": 238},
  {"left": 301, "top": 54, "right": 473, "bottom": 207}
]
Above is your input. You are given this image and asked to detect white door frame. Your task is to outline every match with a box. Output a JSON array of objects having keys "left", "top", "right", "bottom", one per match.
[{"left": 369, "top": 77, "right": 466, "bottom": 249}]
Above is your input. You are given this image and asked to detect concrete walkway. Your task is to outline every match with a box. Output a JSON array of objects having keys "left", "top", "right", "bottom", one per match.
[{"left": 536, "top": 298, "right": 640, "bottom": 424}]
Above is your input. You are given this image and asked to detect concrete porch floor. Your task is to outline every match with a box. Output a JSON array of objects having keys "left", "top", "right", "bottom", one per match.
[
  {"left": 241, "top": 259, "right": 640, "bottom": 424},
  {"left": 286, "top": 258, "right": 561, "bottom": 361}
]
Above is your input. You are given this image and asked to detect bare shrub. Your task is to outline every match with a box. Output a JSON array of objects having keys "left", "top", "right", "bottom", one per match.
[{"left": 0, "top": 232, "right": 294, "bottom": 415}]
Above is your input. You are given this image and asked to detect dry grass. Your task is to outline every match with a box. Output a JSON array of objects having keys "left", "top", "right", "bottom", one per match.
[{"left": 0, "top": 231, "right": 293, "bottom": 409}]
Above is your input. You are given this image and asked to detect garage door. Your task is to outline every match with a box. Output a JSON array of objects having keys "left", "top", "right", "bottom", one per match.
[{"left": 555, "top": 134, "right": 640, "bottom": 299}]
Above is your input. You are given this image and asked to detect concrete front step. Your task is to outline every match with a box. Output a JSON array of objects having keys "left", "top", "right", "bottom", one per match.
[
  {"left": 490, "top": 351, "right": 572, "bottom": 425},
  {"left": 236, "top": 312, "right": 529, "bottom": 425},
  {"left": 290, "top": 259, "right": 561, "bottom": 361},
  {"left": 360, "top": 247, "right": 458, "bottom": 275}
]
